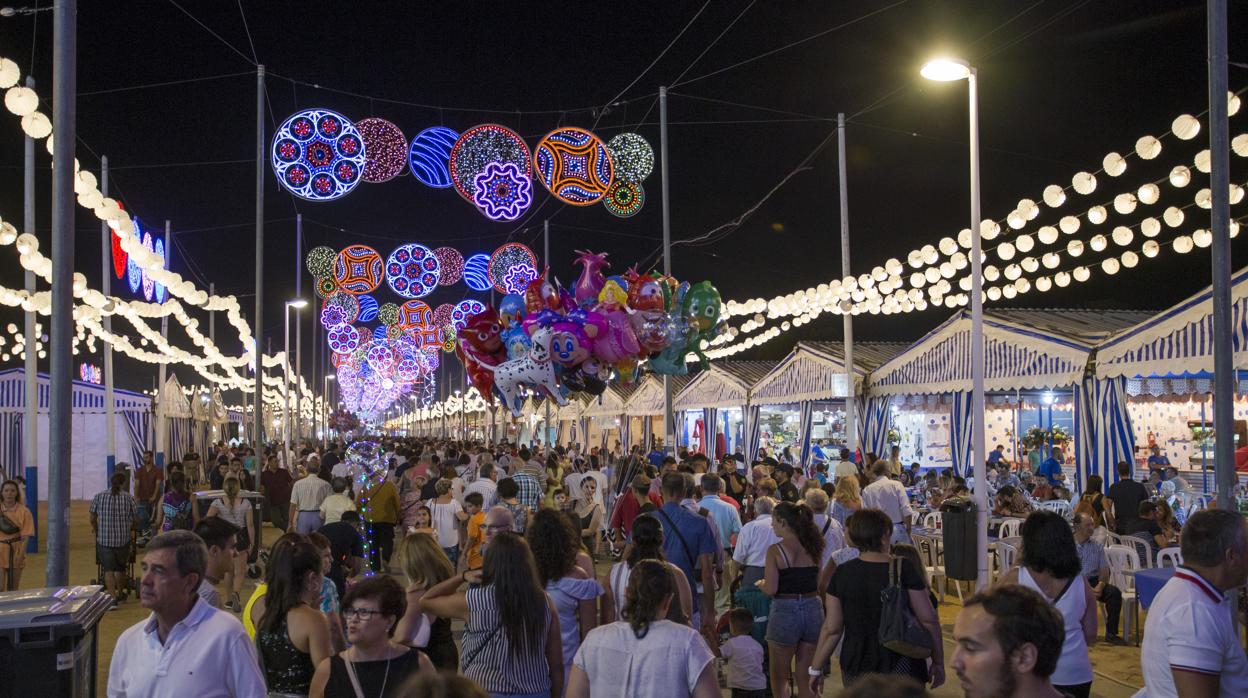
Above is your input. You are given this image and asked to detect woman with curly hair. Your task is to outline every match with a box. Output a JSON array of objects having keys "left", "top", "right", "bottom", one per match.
[
  {"left": 567, "top": 559, "right": 717, "bottom": 697},
  {"left": 762, "top": 502, "right": 825, "bottom": 698},
  {"left": 526, "top": 508, "right": 604, "bottom": 686}
]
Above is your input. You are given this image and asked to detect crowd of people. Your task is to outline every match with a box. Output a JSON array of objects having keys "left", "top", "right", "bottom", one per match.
[{"left": 51, "top": 434, "right": 1248, "bottom": 697}]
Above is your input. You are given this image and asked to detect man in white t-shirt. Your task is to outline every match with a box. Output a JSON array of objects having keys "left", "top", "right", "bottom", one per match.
[
  {"left": 1141, "top": 509, "right": 1248, "bottom": 698},
  {"left": 833, "top": 448, "right": 858, "bottom": 481},
  {"left": 861, "top": 460, "right": 913, "bottom": 544},
  {"left": 731, "top": 497, "right": 780, "bottom": 587}
]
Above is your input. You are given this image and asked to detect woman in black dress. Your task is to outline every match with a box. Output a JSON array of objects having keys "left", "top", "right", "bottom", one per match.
[
  {"left": 808, "top": 508, "right": 946, "bottom": 692},
  {"left": 309, "top": 576, "right": 434, "bottom": 698},
  {"left": 393, "top": 532, "right": 460, "bottom": 671}
]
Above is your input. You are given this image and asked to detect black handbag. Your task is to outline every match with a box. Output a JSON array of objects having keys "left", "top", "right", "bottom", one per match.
[
  {"left": 0, "top": 513, "right": 20, "bottom": 536},
  {"left": 878, "top": 556, "right": 933, "bottom": 659}
]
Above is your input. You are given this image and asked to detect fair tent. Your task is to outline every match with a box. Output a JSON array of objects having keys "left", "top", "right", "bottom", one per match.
[{"left": 675, "top": 361, "right": 775, "bottom": 462}]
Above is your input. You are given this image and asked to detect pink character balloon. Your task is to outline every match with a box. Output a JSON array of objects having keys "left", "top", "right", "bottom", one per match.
[
  {"left": 573, "top": 250, "right": 610, "bottom": 307},
  {"left": 590, "top": 279, "right": 640, "bottom": 363}
]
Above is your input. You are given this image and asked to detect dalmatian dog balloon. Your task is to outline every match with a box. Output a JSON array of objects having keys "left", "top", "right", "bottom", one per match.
[{"left": 488, "top": 326, "right": 568, "bottom": 417}]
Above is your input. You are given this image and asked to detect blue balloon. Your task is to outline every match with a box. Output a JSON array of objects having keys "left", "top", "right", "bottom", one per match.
[
  {"left": 463, "top": 253, "right": 492, "bottom": 292},
  {"left": 356, "top": 294, "right": 379, "bottom": 322},
  {"left": 408, "top": 126, "right": 459, "bottom": 189}
]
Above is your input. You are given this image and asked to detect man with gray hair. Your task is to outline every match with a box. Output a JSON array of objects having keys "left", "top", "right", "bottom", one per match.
[
  {"left": 803, "top": 488, "right": 845, "bottom": 569},
  {"left": 108, "top": 530, "right": 265, "bottom": 696},
  {"left": 1140, "top": 509, "right": 1248, "bottom": 697},
  {"left": 732, "top": 496, "right": 780, "bottom": 587}
]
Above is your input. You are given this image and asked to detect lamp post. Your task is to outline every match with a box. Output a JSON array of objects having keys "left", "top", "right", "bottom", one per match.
[
  {"left": 323, "top": 374, "right": 334, "bottom": 448},
  {"left": 922, "top": 56, "right": 988, "bottom": 590},
  {"left": 284, "top": 299, "right": 307, "bottom": 467}
]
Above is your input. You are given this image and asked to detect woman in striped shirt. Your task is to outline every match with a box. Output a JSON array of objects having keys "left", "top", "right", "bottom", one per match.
[{"left": 421, "top": 532, "right": 563, "bottom": 698}]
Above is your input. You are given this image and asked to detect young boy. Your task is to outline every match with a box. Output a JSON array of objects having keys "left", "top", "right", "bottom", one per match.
[
  {"left": 462, "top": 492, "right": 485, "bottom": 571},
  {"left": 717, "top": 607, "right": 766, "bottom": 698}
]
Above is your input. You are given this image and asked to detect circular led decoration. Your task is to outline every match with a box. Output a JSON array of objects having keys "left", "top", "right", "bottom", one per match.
[
  {"left": 113, "top": 227, "right": 130, "bottom": 279},
  {"left": 385, "top": 243, "right": 440, "bottom": 298},
  {"left": 423, "top": 346, "right": 441, "bottom": 371},
  {"left": 441, "top": 331, "right": 456, "bottom": 353},
  {"left": 450, "top": 299, "right": 487, "bottom": 331},
  {"left": 432, "top": 303, "right": 455, "bottom": 327},
  {"left": 489, "top": 243, "right": 538, "bottom": 293},
  {"left": 153, "top": 237, "right": 167, "bottom": 303},
  {"left": 502, "top": 262, "right": 539, "bottom": 294},
  {"left": 325, "top": 291, "right": 361, "bottom": 324},
  {"left": 604, "top": 181, "right": 644, "bottom": 218},
  {"left": 270, "top": 108, "right": 366, "bottom": 201},
  {"left": 334, "top": 244, "right": 384, "bottom": 294},
  {"left": 432, "top": 247, "right": 464, "bottom": 286},
  {"left": 396, "top": 300, "right": 433, "bottom": 330},
  {"left": 448, "top": 124, "right": 531, "bottom": 202},
  {"left": 377, "top": 302, "right": 399, "bottom": 326},
  {"left": 357, "top": 326, "right": 374, "bottom": 346},
  {"left": 408, "top": 126, "right": 459, "bottom": 188},
  {"left": 606, "top": 133, "right": 654, "bottom": 183},
  {"left": 356, "top": 294, "right": 379, "bottom": 322},
  {"left": 305, "top": 245, "right": 337, "bottom": 277},
  {"left": 331, "top": 352, "right": 353, "bottom": 369},
  {"left": 327, "top": 323, "right": 361, "bottom": 354},
  {"left": 321, "top": 302, "right": 348, "bottom": 330},
  {"left": 314, "top": 276, "right": 337, "bottom": 298},
  {"left": 366, "top": 341, "right": 397, "bottom": 371},
  {"left": 141, "top": 232, "right": 156, "bottom": 301},
  {"left": 126, "top": 251, "right": 142, "bottom": 294},
  {"left": 534, "top": 127, "right": 614, "bottom": 205},
  {"left": 473, "top": 161, "right": 533, "bottom": 221},
  {"left": 356, "top": 117, "right": 407, "bottom": 183},
  {"left": 387, "top": 325, "right": 406, "bottom": 340},
  {"left": 463, "top": 253, "right": 492, "bottom": 292}
]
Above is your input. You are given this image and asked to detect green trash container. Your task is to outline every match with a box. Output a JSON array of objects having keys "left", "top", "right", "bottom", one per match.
[
  {"left": 941, "top": 497, "right": 978, "bottom": 581},
  {"left": 0, "top": 585, "right": 111, "bottom": 698}
]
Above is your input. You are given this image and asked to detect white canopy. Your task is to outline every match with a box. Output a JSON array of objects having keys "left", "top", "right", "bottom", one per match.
[
  {"left": 751, "top": 341, "right": 905, "bottom": 405},
  {"left": 674, "top": 361, "right": 775, "bottom": 410}
]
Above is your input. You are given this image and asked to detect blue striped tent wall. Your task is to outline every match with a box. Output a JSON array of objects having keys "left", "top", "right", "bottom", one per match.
[
  {"left": 856, "top": 395, "right": 894, "bottom": 462},
  {"left": 1098, "top": 291, "right": 1248, "bottom": 378},
  {"left": 0, "top": 413, "right": 21, "bottom": 481},
  {"left": 1074, "top": 375, "right": 1136, "bottom": 486},
  {"left": 797, "top": 401, "right": 814, "bottom": 468},
  {"left": 745, "top": 405, "right": 762, "bottom": 464},
  {"left": 950, "top": 392, "right": 974, "bottom": 477},
  {"left": 873, "top": 330, "right": 1085, "bottom": 394}
]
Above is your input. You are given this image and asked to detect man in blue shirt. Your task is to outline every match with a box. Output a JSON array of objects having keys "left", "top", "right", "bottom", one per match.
[
  {"left": 649, "top": 471, "right": 718, "bottom": 636},
  {"left": 647, "top": 442, "right": 666, "bottom": 469},
  {"left": 1037, "top": 449, "right": 1066, "bottom": 487},
  {"left": 987, "top": 444, "right": 1007, "bottom": 466}
]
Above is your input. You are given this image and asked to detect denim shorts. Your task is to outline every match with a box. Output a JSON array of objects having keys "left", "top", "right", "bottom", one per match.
[{"left": 765, "top": 595, "right": 823, "bottom": 646}]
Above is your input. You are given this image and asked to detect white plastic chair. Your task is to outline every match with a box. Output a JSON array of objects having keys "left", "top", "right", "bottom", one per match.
[
  {"left": 1156, "top": 546, "right": 1183, "bottom": 569},
  {"left": 1040, "top": 499, "right": 1072, "bottom": 520},
  {"left": 1091, "top": 525, "right": 1109, "bottom": 546},
  {"left": 1121, "top": 534, "right": 1156, "bottom": 569},
  {"left": 913, "top": 534, "right": 962, "bottom": 604},
  {"left": 1106, "top": 544, "right": 1141, "bottom": 642},
  {"left": 921, "top": 511, "right": 942, "bottom": 530},
  {"left": 998, "top": 517, "right": 1024, "bottom": 539},
  {"left": 994, "top": 542, "right": 1018, "bottom": 580}
]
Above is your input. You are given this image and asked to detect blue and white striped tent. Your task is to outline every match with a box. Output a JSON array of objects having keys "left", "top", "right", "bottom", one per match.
[
  {"left": 674, "top": 361, "right": 776, "bottom": 463},
  {"left": 0, "top": 367, "right": 151, "bottom": 499},
  {"left": 581, "top": 383, "right": 640, "bottom": 450},
  {"left": 1092, "top": 267, "right": 1248, "bottom": 484},
  {"left": 750, "top": 341, "right": 906, "bottom": 466},
  {"left": 156, "top": 374, "right": 194, "bottom": 467},
  {"left": 867, "top": 309, "right": 1150, "bottom": 483},
  {"left": 622, "top": 374, "right": 692, "bottom": 452}
]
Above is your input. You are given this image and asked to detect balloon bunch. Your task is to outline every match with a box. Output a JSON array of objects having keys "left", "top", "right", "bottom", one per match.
[{"left": 456, "top": 249, "right": 724, "bottom": 417}]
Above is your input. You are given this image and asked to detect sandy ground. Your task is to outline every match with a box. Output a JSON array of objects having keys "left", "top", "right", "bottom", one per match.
[{"left": 13, "top": 501, "right": 1142, "bottom": 697}]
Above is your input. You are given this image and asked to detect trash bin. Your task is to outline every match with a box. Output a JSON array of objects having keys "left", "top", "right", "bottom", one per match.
[
  {"left": 193, "top": 489, "right": 266, "bottom": 566},
  {"left": 0, "top": 585, "right": 111, "bottom": 698},
  {"left": 940, "top": 496, "right": 978, "bottom": 581}
]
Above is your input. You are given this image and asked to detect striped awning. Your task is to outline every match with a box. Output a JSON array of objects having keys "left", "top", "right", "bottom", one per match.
[
  {"left": 675, "top": 360, "right": 776, "bottom": 410},
  {"left": 752, "top": 341, "right": 906, "bottom": 405},
  {"left": 623, "top": 374, "right": 691, "bottom": 416},
  {"left": 582, "top": 383, "right": 637, "bottom": 417},
  {"left": 1096, "top": 266, "right": 1248, "bottom": 380},
  {"left": 0, "top": 367, "right": 150, "bottom": 413},
  {"left": 869, "top": 308, "right": 1151, "bottom": 396}
]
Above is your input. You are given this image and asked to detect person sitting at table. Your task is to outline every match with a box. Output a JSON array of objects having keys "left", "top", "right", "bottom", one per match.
[
  {"left": 996, "top": 464, "right": 1020, "bottom": 490},
  {"left": 1126, "top": 501, "right": 1169, "bottom": 558},
  {"left": 993, "top": 486, "right": 1033, "bottom": 518},
  {"left": 1071, "top": 512, "right": 1126, "bottom": 645},
  {"left": 1154, "top": 493, "right": 1184, "bottom": 537},
  {"left": 1161, "top": 467, "right": 1191, "bottom": 494}
]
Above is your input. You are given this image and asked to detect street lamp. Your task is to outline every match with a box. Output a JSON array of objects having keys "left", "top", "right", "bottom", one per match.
[
  {"left": 922, "top": 55, "right": 988, "bottom": 590},
  {"left": 283, "top": 299, "right": 307, "bottom": 467},
  {"left": 322, "top": 374, "right": 334, "bottom": 447}
]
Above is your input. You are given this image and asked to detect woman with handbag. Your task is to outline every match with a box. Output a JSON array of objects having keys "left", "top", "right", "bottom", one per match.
[
  {"left": 809, "top": 508, "right": 945, "bottom": 692},
  {"left": 420, "top": 532, "right": 564, "bottom": 698},
  {"left": 0, "top": 479, "right": 34, "bottom": 591},
  {"left": 208, "top": 475, "right": 256, "bottom": 611},
  {"left": 760, "top": 502, "right": 825, "bottom": 698},
  {"left": 309, "top": 575, "right": 433, "bottom": 698}
]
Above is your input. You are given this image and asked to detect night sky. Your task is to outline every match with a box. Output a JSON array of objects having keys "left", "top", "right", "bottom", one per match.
[{"left": 0, "top": 0, "right": 1245, "bottom": 403}]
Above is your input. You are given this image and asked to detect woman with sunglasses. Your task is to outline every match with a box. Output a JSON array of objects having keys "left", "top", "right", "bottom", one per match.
[{"left": 309, "top": 575, "right": 433, "bottom": 698}]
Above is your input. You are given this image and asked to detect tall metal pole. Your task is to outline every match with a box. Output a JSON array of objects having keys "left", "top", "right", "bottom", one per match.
[
  {"left": 295, "top": 215, "right": 302, "bottom": 444},
  {"left": 968, "top": 70, "right": 989, "bottom": 590},
  {"left": 253, "top": 65, "right": 266, "bottom": 450},
  {"left": 208, "top": 282, "right": 215, "bottom": 344},
  {"left": 46, "top": 0, "right": 77, "bottom": 586},
  {"left": 837, "top": 114, "right": 857, "bottom": 457},
  {"left": 543, "top": 219, "right": 550, "bottom": 448},
  {"left": 23, "top": 76, "right": 38, "bottom": 552},
  {"left": 660, "top": 86, "right": 674, "bottom": 455},
  {"left": 1208, "top": 0, "right": 1235, "bottom": 508},
  {"left": 283, "top": 304, "right": 291, "bottom": 471},
  {"left": 158, "top": 220, "right": 170, "bottom": 463},
  {"left": 102, "top": 156, "right": 115, "bottom": 489}
]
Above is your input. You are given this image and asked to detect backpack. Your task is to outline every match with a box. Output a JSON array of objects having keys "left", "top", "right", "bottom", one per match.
[{"left": 168, "top": 500, "right": 193, "bottom": 531}]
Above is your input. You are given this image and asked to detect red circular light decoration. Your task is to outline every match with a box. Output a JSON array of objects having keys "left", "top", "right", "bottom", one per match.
[
  {"left": 433, "top": 247, "right": 464, "bottom": 286},
  {"left": 357, "top": 118, "right": 408, "bottom": 183}
]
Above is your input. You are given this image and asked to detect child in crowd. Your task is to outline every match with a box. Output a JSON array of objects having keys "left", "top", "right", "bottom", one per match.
[
  {"left": 462, "top": 492, "right": 485, "bottom": 571},
  {"left": 717, "top": 607, "right": 766, "bottom": 698}
]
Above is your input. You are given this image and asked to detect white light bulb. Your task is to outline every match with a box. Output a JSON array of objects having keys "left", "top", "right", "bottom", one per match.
[
  {"left": 1072, "top": 171, "right": 1097, "bottom": 195},
  {"left": 1102, "top": 152, "right": 1127, "bottom": 176},
  {"left": 1111, "top": 226, "right": 1133, "bottom": 246},
  {"left": 1043, "top": 185, "right": 1066, "bottom": 208},
  {"left": 1169, "top": 166, "right": 1191, "bottom": 188},
  {"left": 1113, "top": 193, "right": 1137, "bottom": 215},
  {"left": 1137, "top": 183, "right": 1160, "bottom": 205},
  {"left": 996, "top": 242, "right": 1016, "bottom": 260},
  {"left": 1037, "top": 226, "right": 1059, "bottom": 245},
  {"left": 1055, "top": 271, "right": 1071, "bottom": 287},
  {"left": 1142, "top": 240, "right": 1160, "bottom": 258},
  {"left": 1173, "top": 235, "right": 1195, "bottom": 254},
  {"left": 1066, "top": 240, "right": 1085, "bottom": 257},
  {"left": 1192, "top": 229, "right": 1213, "bottom": 248},
  {"left": 1087, "top": 205, "right": 1108, "bottom": 225},
  {"left": 1194, "top": 149, "right": 1211, "bottom": 174},
  {"left": 1073, "top": 266, "right": 1091, "bottom": 282},
  {"left": 1015, "top": 234, "right": 1035, "bottom": 253},
  {"left": 1121, "top": 251, "right": 1139, "bottom": 268},
  {"left": 1135, "top": 135, "right": 1162, "bottom": 159},
  {"left": 1163, "top": 207, "right": 1184, "bottom": 228},
  {"left": 1059, "top": 216, "right": 1080, "bottom": 234},
  {"left": 1171, "top": 114, "right": 1201, "bottom": 140},
  {"left": 1036, "top": 276, "right": 1052, "bottom": 292},
  {"left": 1101, "top": 257, "right": 1120, "bottom": 275},
  {"left": 1042, "top": 252, "right": 1061, "bottom": 269}
]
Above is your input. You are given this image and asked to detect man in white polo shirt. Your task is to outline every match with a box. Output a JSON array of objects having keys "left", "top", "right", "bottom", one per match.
[
  {"left": 731, "top": 496, "right": 779, "bottom": 588},
  {"left": 861, "top": 460, "right": 913, "bottom": 544},
  {"left": 108, "top": 530, "right": 265, "bottom": 697},
  {"left": 1140, "top": 509, "right": 1248, "bottom": 698}
]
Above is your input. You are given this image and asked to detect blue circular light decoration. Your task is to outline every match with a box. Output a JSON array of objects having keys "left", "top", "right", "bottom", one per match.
[
  {"left": 408, "top": 126, "right": 459, "bottom": 189},
  {"left": 451, "top": 300, "right": 487, "bottom": 331},
  {"left": 463, "top": 253, "right": 492, "bottom": 292},
  {"left": 356, "top": 294, "right": 379, "bottom": 323},
  {"left": 141, "top": 232, "right": 156, "bottom": 301},
  {"left": 385, "top": 243, "right": 441, "bottom": 299},
  {"left": 271, "top": 108, "right": 366, "bottom": 201},
  {"left": 153, "top": 237, "right": 167, "bottom": 303},
  {"left": 126, "top": 254, "right": 142, "bottom": 294}
]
